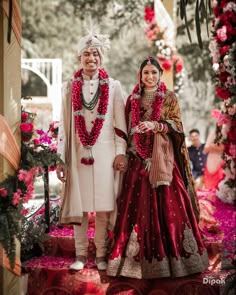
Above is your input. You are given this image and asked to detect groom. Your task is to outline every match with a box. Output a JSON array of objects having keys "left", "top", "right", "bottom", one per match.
[{"left": 56, "top": 33, "right": 127, "bottom": 271}]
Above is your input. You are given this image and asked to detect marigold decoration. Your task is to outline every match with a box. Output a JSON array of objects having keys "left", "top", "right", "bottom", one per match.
[
  {"left": 209, "top": 0, "right": 236, "bottom": 204},
  {"left": 144, "top": 2, "right": 185, "bottom": 96},
  {"left": 131, "top": 81, "right": 166, "bottom": 164},
  {"left": 72, "top": 68, "right": 109, "bottom": 165}
]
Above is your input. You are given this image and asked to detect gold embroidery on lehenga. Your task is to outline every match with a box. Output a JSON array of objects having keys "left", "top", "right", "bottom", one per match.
[
  {"left": 183, "top": 223, "right": 198, "bottom": 254},
  {"left": 125, "top": 228, "right": 140, "bottom": 257},
  {"left": 107, "top": 224, "right": 209, "bottom": 279}
]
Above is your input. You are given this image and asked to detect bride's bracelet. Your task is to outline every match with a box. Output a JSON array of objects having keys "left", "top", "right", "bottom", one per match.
[{"left": 152, "top": 121, "right": 168, "bottom": 133}]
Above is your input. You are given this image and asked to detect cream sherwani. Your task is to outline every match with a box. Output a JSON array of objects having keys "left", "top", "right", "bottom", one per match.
[{"left": 57, "top": 72, "right": 127, "bottom": 256}]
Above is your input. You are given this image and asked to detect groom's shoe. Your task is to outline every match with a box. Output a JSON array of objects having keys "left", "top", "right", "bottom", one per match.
[
  {"left": 69, "top": 255, "right": 86, "bottom": 270},
  {"left": 96, "top": 257, "right": 107, "bottom": 271}
]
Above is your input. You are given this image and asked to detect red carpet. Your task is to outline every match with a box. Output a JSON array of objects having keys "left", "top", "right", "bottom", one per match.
[{"left": 23, "top": 191, "right": 235, "bottom": 294}]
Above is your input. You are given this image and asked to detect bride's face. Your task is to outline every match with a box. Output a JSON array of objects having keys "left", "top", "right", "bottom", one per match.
[{"left": 141, "top": 64, "right": 160, "bottom": 88}]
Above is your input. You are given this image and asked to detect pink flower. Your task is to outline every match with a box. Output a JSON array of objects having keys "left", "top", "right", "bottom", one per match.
[
  {"left": 21, "top": 208, "right": 29, "bottom": 216},
  {"left": 217, "top": 113, "right": 231, "bottom": 126},
  {"left": 211, "top": 109, "right": 221, "bottom": 119},
  {"left": 12, "top": 189, "right": 22, "bottom": 206},
  {"left": 21, "top": 112, "right": 28, "bottom": 122},
  {"left": 0, "top": 188, "right": 7, "bottom": 197},
  {"left": 217, "top": 26, "right": 227, "bottom": 42},
  {"left": 17, "top": 169, "right": 34, "bottom": 185},
  {"left": 20, "top": 122, "right": 34, "bottom": 133}
]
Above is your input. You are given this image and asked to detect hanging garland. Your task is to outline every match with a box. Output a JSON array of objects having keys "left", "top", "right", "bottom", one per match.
[
  {"left": 72, "top": 68, "right": 109, "bottom": 165},
  {"left": 209, "top": 0, "right": 236, "bottom": 204},
  {"left": 144, "top": 2, "right": 185, "bottom": 96}
]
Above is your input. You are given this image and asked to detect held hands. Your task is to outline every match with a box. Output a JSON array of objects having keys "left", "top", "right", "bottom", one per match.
[
  {"left": 56, "top": 164, "right": 67, "bottom": 183},
  {"left": 137, "top": 121, "right": 166, "bottom": 133},
  {"left": 113, "top": 154, "right": 128, "bottom": 172},
  {"left": 138, "top": 121, "right": 155, "bottom": 133}
]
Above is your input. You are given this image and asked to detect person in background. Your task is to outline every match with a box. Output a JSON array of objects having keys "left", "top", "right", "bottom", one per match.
[
  {"left": 56, "top": 33, "right": 127, "bottom": 271},
  {"left": 106, "top": 56, "right": 209, "bottom": 279},
  {"left": 203, "top": 113, "right": 224, "bottom": 190},
  {"left": 188, "top": 129, "right": 208, "bottom": 190}
]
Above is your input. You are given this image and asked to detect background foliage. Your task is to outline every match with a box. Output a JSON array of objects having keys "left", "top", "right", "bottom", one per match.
[{"left": 21, "top": 0, "right": 219, "bottom": 137}]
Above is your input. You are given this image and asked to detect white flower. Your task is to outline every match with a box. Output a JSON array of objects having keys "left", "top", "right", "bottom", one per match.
[
  {"left": 165, "top": 47, "right": 171, "bottom": 56},
  {"left": 217, "top": 180, "right": 236, "bottom": 204},
  {"left": 223, "top": 55, "right": 230, "bottom": 67},
  {"left": 211, "top": 0, "right": 218, "bottom": 8},
  {"left": 223, "top": 2, "right": 236, "bottom": 12},
  {"left": 212, "top": 63, "right": 220, "bottom": 73}
]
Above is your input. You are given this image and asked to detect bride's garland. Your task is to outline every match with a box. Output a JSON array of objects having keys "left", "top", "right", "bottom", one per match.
[
  {"left": 131, "top": 82, "right": 166, "bottom": 160},
  {"left": 72, "top": 68, "right": 109, "bottom": 165}
]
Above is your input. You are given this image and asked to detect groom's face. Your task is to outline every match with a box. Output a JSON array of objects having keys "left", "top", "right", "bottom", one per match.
[{"left": 79, "top": 48, "right": 101, "bottom": 77}]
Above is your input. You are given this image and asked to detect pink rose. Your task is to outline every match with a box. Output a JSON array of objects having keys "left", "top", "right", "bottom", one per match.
[{"left": 217, "top": 26, "right": 227, "bottom": 42}]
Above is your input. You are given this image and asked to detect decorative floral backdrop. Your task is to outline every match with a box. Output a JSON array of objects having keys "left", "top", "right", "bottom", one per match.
[
  {"left": 209, "top": 0, "right": 236, "bottom": 204},
  {"left": 144, "top": 1, "right": 185, "bottom": 96},
  {"left": 0, "top": 105, "right": 62, "bottom": 268}
]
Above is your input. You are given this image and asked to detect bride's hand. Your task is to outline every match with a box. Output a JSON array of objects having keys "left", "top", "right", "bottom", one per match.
[{"left": 138, "top": 121, "right": 155, "bottom": 133}]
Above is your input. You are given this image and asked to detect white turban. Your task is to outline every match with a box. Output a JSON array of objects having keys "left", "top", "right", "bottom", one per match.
[{"left": 77, "top": 34, "right": 110, "bottom": 58}]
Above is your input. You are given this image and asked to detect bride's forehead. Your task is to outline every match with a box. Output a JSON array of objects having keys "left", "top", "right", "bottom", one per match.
[{"left": 142, "top": 64, "right": 158, "bottom": 71}]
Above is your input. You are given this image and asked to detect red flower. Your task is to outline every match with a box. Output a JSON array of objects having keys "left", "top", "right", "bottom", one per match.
[
  {"left": 216, "top": 87, "right": 230, "bottom": 100},
  {"left": 162, "top": 59, "right": 173, "bottom": 71},
  {"left": 20, "top": 122, "right": 34, "bottom": 133},
  {"left": 217, "top": 71, "right": 230, "bottom": 83},
  {"left": 219, "top": 46, "right": 229, "bottom": 56},
  {"left": 175, "top": 60, "right": 183, "bottom": 73},
  {"left": 228, "top": 121, "right": 236, "bottom": 144},
  {"left": 21, "top": 112, "right": 28, "bottom": 122},
  {"left": 33, "top": 138, "right": 40, "bottom": 145},
  {"left": 144, "top": 6, "right": 155, "bottom": 22},
  {"left": 0, "top": 188, "right": 7, "bottom": 197},
  {"left": 213, "top": 6, "right": 221, "bottom": 17}
]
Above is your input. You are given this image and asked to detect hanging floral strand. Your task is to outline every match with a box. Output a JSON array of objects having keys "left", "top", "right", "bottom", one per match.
[{"left": 209, "top": 0, "right": 236, "bottom": 204}]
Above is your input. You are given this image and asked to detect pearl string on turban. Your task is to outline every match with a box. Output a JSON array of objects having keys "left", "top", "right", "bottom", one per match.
[{"left": 77, "top": 34, "right": 110, "bottom": 59}]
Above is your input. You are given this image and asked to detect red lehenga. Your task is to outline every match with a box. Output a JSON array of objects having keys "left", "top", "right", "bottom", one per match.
[{"left": 107, "top": 90, "right": 209, "bottom": 279}]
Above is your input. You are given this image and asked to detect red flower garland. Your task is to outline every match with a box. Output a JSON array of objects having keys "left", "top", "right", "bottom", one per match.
[
  {"left": 72, "top": 68, "right": 109, "bottom": 165},
  {"left": 131, "top": 82, "right": 166, "bottom": 160}
]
